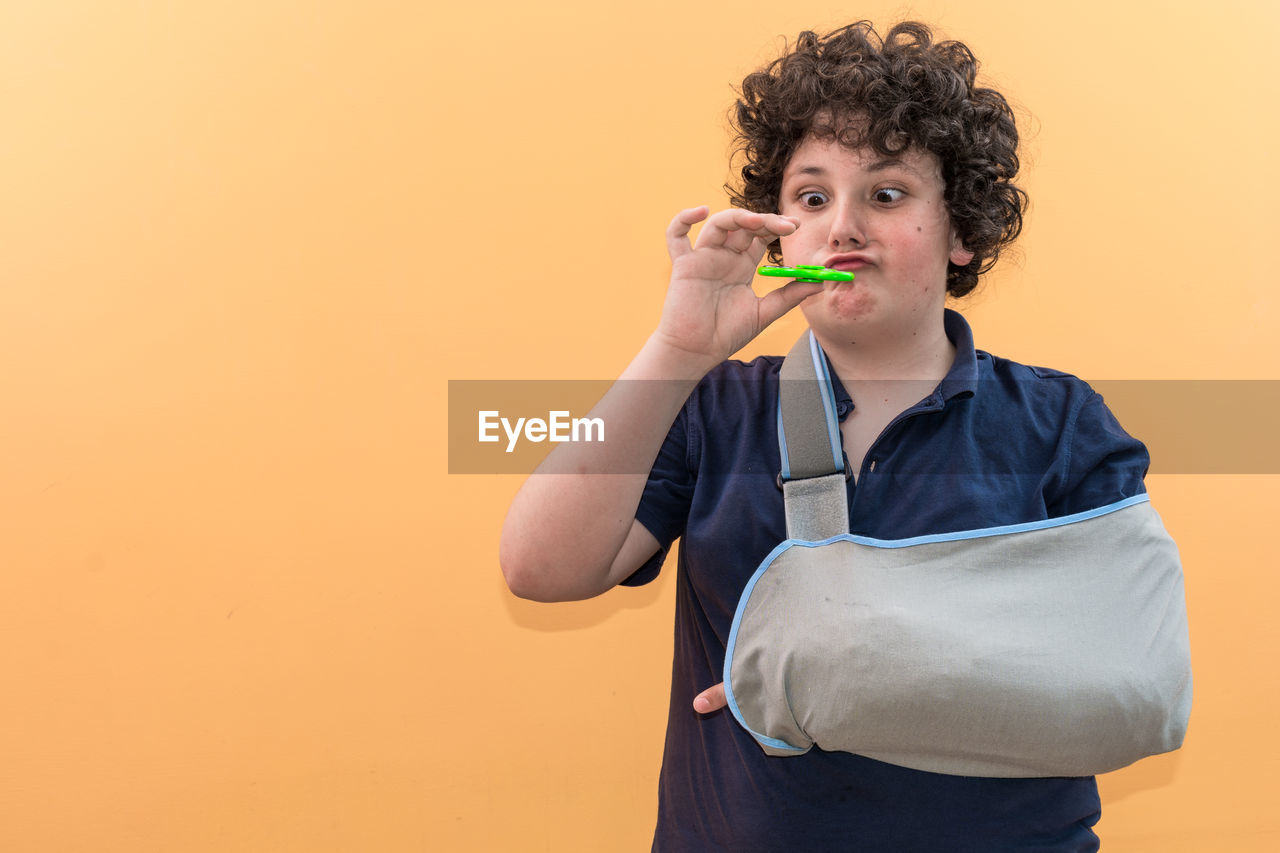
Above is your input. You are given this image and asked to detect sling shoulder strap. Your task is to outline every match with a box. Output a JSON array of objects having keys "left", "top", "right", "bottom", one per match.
[{"left": 778, "top": 330, "right": 849, "bottom": 541}]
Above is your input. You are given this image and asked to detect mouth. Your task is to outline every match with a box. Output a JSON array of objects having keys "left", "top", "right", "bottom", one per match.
[{"left": 824, "top": 252, "right": 872, "bottom": 272}]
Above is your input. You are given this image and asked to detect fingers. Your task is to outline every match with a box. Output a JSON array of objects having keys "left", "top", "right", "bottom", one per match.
[
  {"left": 693, "top": 682, "right": 728, "bottom": 714},
  {"left": 696, "top": 210, "right": 797, "bottom": 253},
  {"left": 668, "top": 207, "right": 798, "bottom": 261},
  {"left": 666, "top": 206, "right": 710, "bottom": 261}
]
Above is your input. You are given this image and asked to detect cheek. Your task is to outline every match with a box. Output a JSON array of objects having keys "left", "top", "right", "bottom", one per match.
[
  {"left": 778, "top": 221, "right": 824, "bottom": 264},
  {"left": 902, "top": 224, "right": 954, "bottom": 271},
  {"left": 778, "top": 232, "right": 798, "bottom": 264}
]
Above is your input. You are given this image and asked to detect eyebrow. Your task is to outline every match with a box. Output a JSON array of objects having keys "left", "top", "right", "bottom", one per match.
[
  {"left": 785, "top": 157, "right": 926, "bottom": 181},
  {"left": 867, "top": 157, "right": 921, "bottom": 175}
]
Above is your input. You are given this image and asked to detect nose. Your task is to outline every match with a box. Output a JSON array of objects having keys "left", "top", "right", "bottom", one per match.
[{"left": 827, "top": 200, "right": 866, "bottom": 249}]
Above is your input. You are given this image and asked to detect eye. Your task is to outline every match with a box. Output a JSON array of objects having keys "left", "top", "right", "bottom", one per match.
[
  {"left": 873, "top": 187, "right": 905, "bottom": 204},
  {"left": 798, "top": 190, "right": 828, "bottom": 208}
]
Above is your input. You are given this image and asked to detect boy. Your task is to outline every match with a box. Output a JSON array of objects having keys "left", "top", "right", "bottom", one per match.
[{"left": 502, "top": 21, "right": 1149, "bottom": 851}]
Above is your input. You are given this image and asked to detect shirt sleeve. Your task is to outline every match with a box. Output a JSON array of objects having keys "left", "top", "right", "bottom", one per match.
[
  {"left": 619, "top": 391, "right": 699, "bottom": 587},
  {"left": 1046, "top": 388, "right": 1151, "bottom": 517}
]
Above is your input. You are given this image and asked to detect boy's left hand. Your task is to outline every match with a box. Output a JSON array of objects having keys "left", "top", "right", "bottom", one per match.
[{"left": 693, "top": 682, "right": 727, "bottom": 714}]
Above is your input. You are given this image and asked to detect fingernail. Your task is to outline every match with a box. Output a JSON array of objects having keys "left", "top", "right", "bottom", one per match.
[{"left": 693, "top": 697, "right": 710, "bottom": 712}]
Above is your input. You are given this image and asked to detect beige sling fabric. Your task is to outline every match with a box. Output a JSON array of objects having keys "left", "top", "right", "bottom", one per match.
[{"left": 724, "top": 497, "right": 1192, "bottom": 777}]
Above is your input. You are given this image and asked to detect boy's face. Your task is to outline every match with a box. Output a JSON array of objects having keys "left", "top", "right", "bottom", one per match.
[{"left": 778, "top": 135, "right": 973, "bottom": 345}]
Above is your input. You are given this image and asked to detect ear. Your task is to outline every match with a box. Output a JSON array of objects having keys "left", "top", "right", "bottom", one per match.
[{"left": 949, "top": 231, "right": 975, "bottom": 267}]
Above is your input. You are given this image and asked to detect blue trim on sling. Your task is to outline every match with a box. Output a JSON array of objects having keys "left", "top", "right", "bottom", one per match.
[
  {"left": 808, "top": 492, "right": 1151, "bottom": 550},
  {"left": 722, "top": 492, "right": 1152, "bottom": 753},
  {"left": 723, "top": 554, "right": 810, "bottom": 754},
  {"left": 808, "top": 331, "right": 845, "bottom": 473},
  {"left": 776, "top": 403, "right": 791, "bottom": 481}
]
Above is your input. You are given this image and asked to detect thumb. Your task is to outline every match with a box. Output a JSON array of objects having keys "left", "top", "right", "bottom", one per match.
[
  {"left": 692, "top": 682, "right": 728, "bottom": 714},
  {"left": 757, "top": 279, "right": 824, "bottom": 329}
]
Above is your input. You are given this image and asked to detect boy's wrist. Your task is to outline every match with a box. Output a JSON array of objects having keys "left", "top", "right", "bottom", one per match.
[{"left": 630, "top": 333, "right": 723, "bottom": 382}]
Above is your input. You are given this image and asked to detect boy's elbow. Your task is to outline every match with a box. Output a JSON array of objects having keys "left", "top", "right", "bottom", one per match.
[
  {"left": 498, "top": 541, "right": 544, "bottom": 601},
  {"left": 499, "top": 539, "right": 588, "bottom": 603},
  {"left": 501, "top": 561, "right": 557, "bottom": 602}
]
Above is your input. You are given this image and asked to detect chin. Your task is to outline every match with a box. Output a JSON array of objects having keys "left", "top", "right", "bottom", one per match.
[{"left": 809, "top": 286, "right": 875, "bottom": 323}]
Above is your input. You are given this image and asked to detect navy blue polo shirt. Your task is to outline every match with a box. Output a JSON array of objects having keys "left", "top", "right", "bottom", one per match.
[{"left": 627, "top": 310, "right": 1149, "bottom": 852}]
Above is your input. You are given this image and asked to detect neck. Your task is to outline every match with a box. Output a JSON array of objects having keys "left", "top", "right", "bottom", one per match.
[{"left": 814, "top": 312, "right": 956, "bottom": 386}]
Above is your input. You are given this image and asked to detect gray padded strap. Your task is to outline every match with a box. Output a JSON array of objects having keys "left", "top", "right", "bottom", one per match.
[
  {"left": 779, "top": 331, "right": 844, "bottom": 479},
  {"left": 782, "top": 474, "right": 849, "bottom": 541},
  {"left": 779, "top": 331, "right": 849, "bottom": 540}
]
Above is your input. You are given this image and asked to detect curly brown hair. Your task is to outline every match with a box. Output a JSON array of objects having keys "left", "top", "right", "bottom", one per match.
[{"left": 728, "top": 21, "right": 1026, "bottom": 297}]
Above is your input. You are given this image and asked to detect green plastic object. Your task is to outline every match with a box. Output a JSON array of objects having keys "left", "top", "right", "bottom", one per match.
[{"left": 758, "top": 264, "right": 854, "bottom": 283}]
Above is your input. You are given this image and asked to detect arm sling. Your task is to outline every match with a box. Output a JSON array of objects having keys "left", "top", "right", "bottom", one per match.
[{"left": 722, "top": 330, "right": 1192, "bottom": 777}]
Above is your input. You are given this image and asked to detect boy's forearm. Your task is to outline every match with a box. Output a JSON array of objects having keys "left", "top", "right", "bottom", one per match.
[{"left": 498, "top": 335, "right": 714, "bottom": 601}]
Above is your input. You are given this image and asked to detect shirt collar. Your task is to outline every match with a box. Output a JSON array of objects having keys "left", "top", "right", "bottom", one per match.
[{"left": 939, "top": 308, "right": 979, "bottom": 402}]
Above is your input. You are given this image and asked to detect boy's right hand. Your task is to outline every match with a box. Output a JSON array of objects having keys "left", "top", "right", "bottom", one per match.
[{"left": 654, "top": 207, "right": 823, "bottom": 369}]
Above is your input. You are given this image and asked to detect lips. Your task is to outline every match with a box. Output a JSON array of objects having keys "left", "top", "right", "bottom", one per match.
[{"left": 824, "top": 252, "right": 872, "bottom": 272}]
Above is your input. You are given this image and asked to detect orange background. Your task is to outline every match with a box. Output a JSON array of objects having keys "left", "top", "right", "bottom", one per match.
[{"left": 2, "top": 1, "right": 1277, "bottom": 850}]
